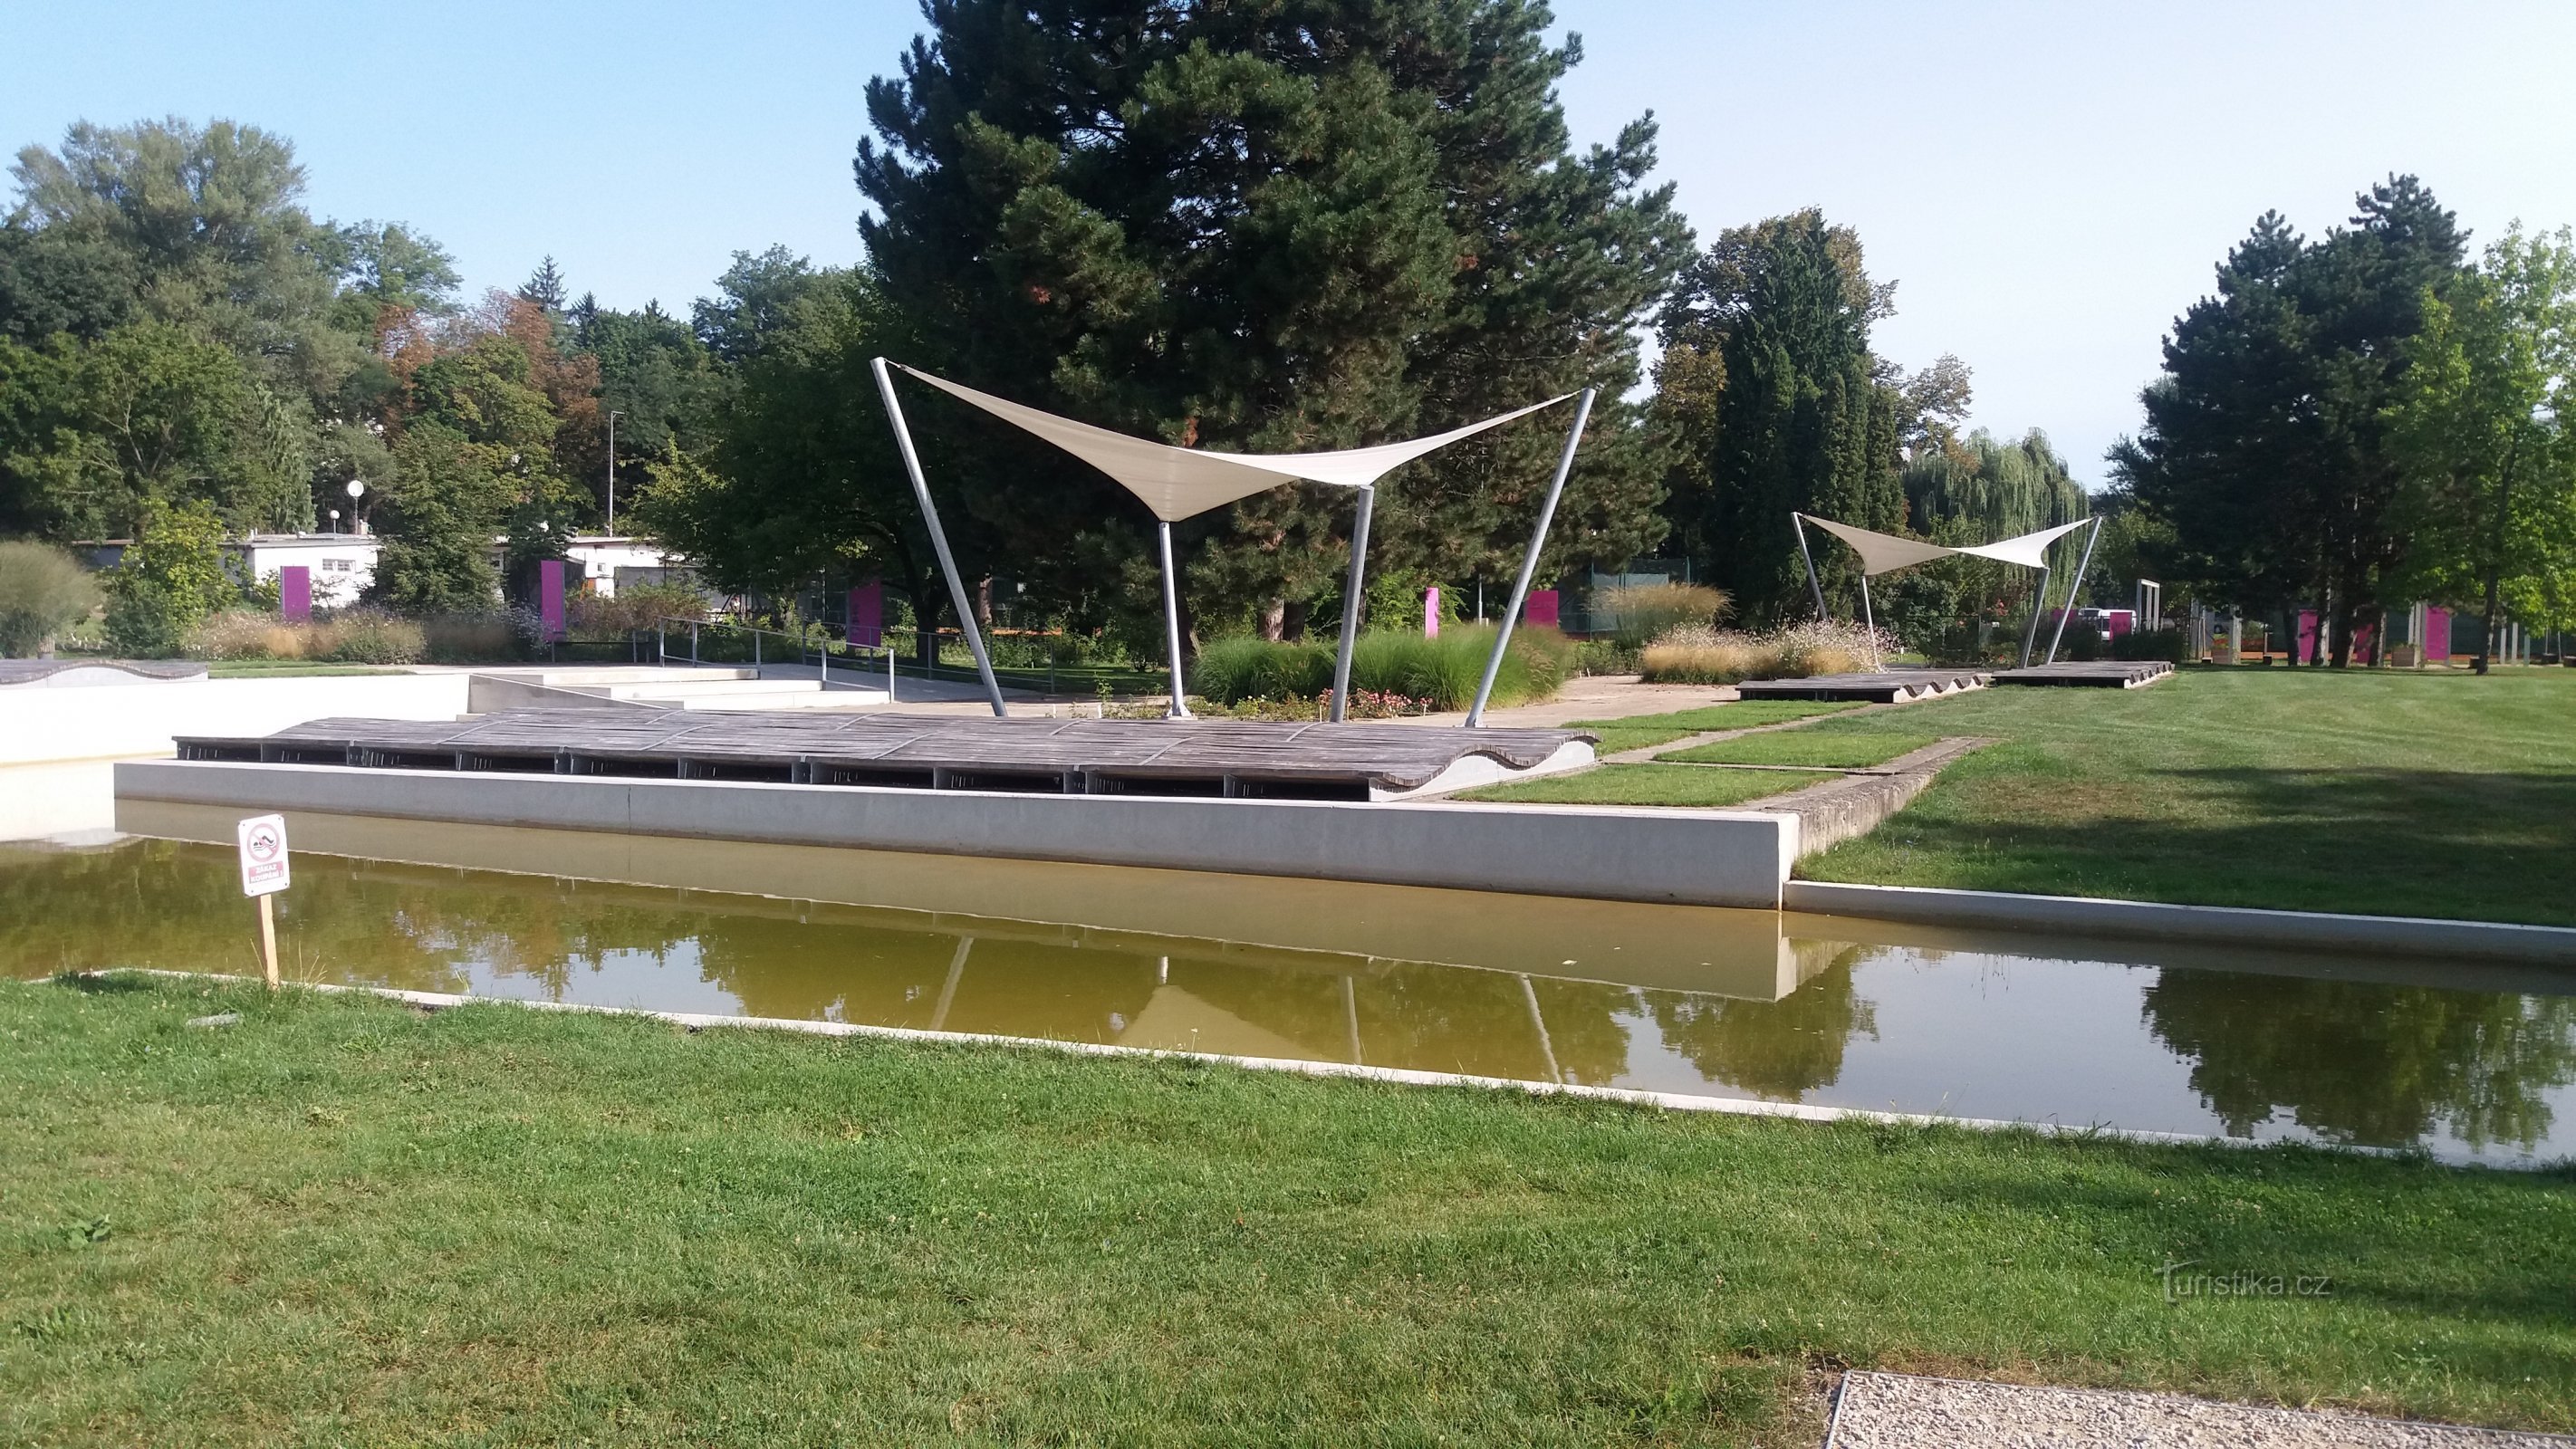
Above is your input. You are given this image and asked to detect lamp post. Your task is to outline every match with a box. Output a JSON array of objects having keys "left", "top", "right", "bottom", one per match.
[
  {"left": 345, "top": 478, "right": 366, "bottom": 535},
  {"left": 327, "top": 509, "right": 341, "bottom": 535},
  {"left": 606, "top": 409, "right": 621, "bottom": 533}
]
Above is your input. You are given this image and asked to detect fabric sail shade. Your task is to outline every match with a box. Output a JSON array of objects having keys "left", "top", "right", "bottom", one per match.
[
  {"left": 1799, "top": 513, "right": 2093, "bottom": 575},
  {"left": 895, "top": 363, "right": 1571, "bottom": 522}
]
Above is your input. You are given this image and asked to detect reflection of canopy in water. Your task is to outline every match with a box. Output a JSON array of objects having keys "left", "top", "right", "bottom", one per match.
[
  {"left": 872, "top": 359, "right": 1595, "bottom": 725},
  {"left": 1792, "top": 511, "right": 2103, "bottom": 668}
]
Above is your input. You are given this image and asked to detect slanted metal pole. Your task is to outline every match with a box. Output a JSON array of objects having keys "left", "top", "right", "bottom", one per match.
[
  {"left": 1858, "top": 572, "right": 1880, "bottom": 670},
  {"left": 870, "top": 358, "right": 1006, "bottom": 716},
  {"left": 1328, "top": 485, "right": 1377, "bottom": 722},
  {"left": 1466, "top": 387, "right": 1595, "bottom": 728},
  {"left": 2019, "top": 565, "right": 2052, "bottom": 668},
  {"left": 2043, "top": 516, "right": 2104, "bottom": 666},
  {"left": 1793, "top": 513, "right": 1830, "bottom": 623},
  {"left": 1158, "top": 519, "right": 1192, "bottom": 719}
]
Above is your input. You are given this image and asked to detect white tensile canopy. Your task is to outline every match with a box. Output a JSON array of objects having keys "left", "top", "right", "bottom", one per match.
[
  {"left": 1793, "top": 512, "right": 2103, "bottom": 669},
  {"left": 871, "top": 359, "right": 1593, "bottom": 722}
]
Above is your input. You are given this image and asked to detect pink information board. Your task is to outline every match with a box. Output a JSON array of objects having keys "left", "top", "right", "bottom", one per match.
[
  {"left": 1423, "top": 586, "right": 1439, "bottom": 638},
  {"left": 849, "top": 579, "right": 883, "bottom": 647},
  {"left": 1524, "top": 590, "right": 1559, "bottom": 629},
  {"left": 279, "top": 565, "right": 311, "bottom": 622},
  {"left": 539, "top": 559, "right": 565, "bottom": 641}
]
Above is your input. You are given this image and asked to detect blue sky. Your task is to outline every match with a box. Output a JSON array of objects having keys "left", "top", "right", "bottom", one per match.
[{"left": 9, "top": 1, "right": 2576, "bottom": 484}]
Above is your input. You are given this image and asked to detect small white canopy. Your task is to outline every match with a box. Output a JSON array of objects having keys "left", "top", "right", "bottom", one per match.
[
  {"left": 896, "top": 363, "right": 1571, "bottom": 522},
  {"left": 1798, "top": 513, "right": 2093, "bottom": 575}
]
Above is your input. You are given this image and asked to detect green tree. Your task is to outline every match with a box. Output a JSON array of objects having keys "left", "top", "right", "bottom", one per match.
[
  {"left": 856, "top": 1, "right": 1687, "bottom": 645},
  {"left": 367, "top": 424, "right": 508, "bottom": 612},
  {"left": 103, "top": 497, "right": 235, "bottom": 654},
  {"left": 2115, "top": 177, "right": 2469, "bottom": 665},
  {"left": 2385, "top": 226, "right": 2576, "bottom": 667},
  {"left": 1656, "top": 209, "right": 1904, "bottom": 625}
]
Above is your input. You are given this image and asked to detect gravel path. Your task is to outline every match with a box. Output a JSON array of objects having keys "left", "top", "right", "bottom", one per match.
[{"left": 1827, "top": 1372, "right": 2572, "bottom": 1448}]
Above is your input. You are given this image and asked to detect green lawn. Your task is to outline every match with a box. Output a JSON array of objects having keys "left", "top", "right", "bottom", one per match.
[
  {"left": 1659, "top": 732, "right": 1940, "bottom": 770},
  {"left": 1456, "top": 762, "right": 1831, "bottom": 807},
  {"left": 5, "top": 978, "right": 2570, "bottom": 1446},
  {"left": 1796, "top": 668, "right": 2576, "bottom": 925},
  {"left": 200, "top": 661, "right": 413, "bottom": 677},
  {"left": 1572, "top": 701, "right": 1865, "bottom": 755}
]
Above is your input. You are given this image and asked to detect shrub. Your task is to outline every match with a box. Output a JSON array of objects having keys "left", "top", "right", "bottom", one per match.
[
  {"left": 564, "top": 581, "right": 711, "bottom": 636},
  {"left": 1191, "top": 635, "right": 1332, "bottom": 705},
  {"left": 0, "top": 541, "right": 103, "bottom": 657},
  {"left": 103, "top": 580, "right": 186, "bottom": 657},
  {"left": 1594, "top": 581, "right": 1732, "bottom": 651},
  {"left": 1639, "top": 621, "right": 1896, "bottom": 684},
  {"left": 313, "top": 609, "right": 426, "bottom": 664},
  {"left": 186, "top": 609, "right": 306, "bottom": 661},
  {"left": 2113, "top": 625, "right": 2192, "bottom": 665},
  {"left": 421, "top": 613, "right": 523, "bottom": 663}
]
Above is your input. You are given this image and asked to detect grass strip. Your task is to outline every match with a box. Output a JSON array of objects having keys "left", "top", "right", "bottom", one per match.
[
  {"left": 201, "top": 662, "right": 411, "bottom": 677},
  {"left": 1572, "top": 699, "right": 1863, "bottom": 732},
  {"left": 1793, "top": 669, "right": 2576, "bottom": 925},
  {"left": 1454, "top": 762, "right": 1832, "bottom": 806},
  {"left": 4, "top": 977, "right": 2570, "bottom": 1447},
  {"left": 1660, "top": 732, "right": 1940, "bottom": 769}
]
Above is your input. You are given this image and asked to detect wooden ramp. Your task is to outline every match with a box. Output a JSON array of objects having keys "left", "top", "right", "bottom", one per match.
[
  {"left": 173, "top": 709, "right": 1595, "bottom": 802},
  {"left": 1733, "top": 668, "right": 1989, "bottom": 704},
  {"left": 1992, "top": 660, "right": 2176, "bottom": 687}
]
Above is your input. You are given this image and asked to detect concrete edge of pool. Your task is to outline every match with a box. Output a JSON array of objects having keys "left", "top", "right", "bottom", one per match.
[
  {"left": 86, "top": 969, "right": 2296, "bottom": 1154},
  {"left": 111, "top": 758, "right": 1801, "bottom": 909}
]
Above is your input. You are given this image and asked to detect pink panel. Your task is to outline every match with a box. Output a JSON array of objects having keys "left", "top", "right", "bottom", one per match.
[
  {"left": 1524, "top": 590, "right": 1559, "bottom": 629},
  {"left": 1423, "top": 586, "right": 1439, "bottom": 638},
  {"left": 279, "top": 565, "right": 312, "bottom": 621},
  {"left": 849, "top": 579, "right": 883, "bottom": 648},
  {"left": 540, "top": 559, "right": 566, "bottom": 640},
  {"left": 2105, "top": 609, "right": 2135, "bottom": 636},
  {"left": 2427, "top": 608, "right": 2451, "bottom": 659},
  {"left": 2297, "top": 609, "right": 2319, "bottom": 661}
]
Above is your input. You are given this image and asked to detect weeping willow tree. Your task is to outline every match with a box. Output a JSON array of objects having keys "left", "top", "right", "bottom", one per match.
[
  {"left": 1902, "top": 428, "right": 2085, "bottom": 538},
  {"left": 1875, "top": 428, "right": 2091, "bottom": 655}
]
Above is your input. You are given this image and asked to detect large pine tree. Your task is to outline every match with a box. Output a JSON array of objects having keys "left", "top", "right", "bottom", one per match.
[
  {"left": 2114, "top": 176, "right": 2467, "bottom": 664},
  {"left": 854, "top": 0, "right": 1689, "bottom": 643}
]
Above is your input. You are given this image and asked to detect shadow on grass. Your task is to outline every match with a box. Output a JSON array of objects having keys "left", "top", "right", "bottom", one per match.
[
  {"left": 1823, "top": 763, "right": 2576, "bottom": 926},
  {"left": 51, "top": 968, "right": 154, "bottom": 993}
]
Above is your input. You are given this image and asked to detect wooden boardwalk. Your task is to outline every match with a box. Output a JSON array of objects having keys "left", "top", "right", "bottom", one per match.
[
  {"left": 1734, "top": 668, "right": 1989, "bottom": 704},
  {"left": 176, "top": 708, "right": 1593, "bottom": 801},
  {"left": 1991, "top": 660, "right": 2176, "bottom": 687}
]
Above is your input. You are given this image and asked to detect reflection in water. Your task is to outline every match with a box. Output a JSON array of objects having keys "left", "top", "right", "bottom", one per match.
[
  {"left": 2143, "top": 970, "right": 2576, "bottom": 1154},
  {"left": 5, "top": 837, "right": 2573, "bottom": 1166}
]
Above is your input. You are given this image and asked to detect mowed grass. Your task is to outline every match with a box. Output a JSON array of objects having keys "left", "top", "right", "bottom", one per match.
[
  {"left": 1455, "top": 762, "right": 1831, "bottom": 807},
  {"left": 1659, "top": 732, "right": 1939, "bottom": 770},
  {"left": 5, "top": 978, "right": 2572, "bottom": 1447},
  {"left": 1572, "top": 699, "right": 1862, "bottom": 752},
  {"left": 1797, "top": 667, "right": 2576, "bottom": 925}
]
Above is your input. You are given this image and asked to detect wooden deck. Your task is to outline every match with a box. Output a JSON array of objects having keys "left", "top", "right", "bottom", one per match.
[
  {"left": 1991, "top": 660, "right": 2177, "bottom": 687},
  {"left": 174, "top": 709, "right": 1594, "bottom": 801},
  {"left": 1733, "top": 668, "right": 1990, "bottom": 704}
]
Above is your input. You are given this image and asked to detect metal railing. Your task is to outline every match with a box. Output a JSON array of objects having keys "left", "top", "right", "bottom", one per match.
[{"left": 654, "top": 616, "right": 901, "bottom": 698}]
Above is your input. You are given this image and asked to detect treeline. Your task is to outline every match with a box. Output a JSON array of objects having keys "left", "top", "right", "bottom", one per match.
[
  {"left": 2112, "top": 178, "right": 2576, "bottom": 667},
  {"left": 29, "top": 5, "right": 2549, "bottom": 670}
]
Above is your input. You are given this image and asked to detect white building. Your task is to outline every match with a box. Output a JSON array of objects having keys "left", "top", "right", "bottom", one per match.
[
  {"left": 233, "top": 533, "right": 381, "bottom": 608},
  {"left": 560, "top": 535, "right": 687, "bottom": 598}
]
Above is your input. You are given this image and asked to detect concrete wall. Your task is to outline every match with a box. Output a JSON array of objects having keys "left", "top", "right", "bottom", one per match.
[
  {"left": 116, "top": 759, "right": 1800, "bottom": 908},
  {"left": 2, "top": 674, "right": 471, "bottom": 768}
]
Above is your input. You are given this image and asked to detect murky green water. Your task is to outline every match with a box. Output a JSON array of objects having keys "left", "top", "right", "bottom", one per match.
[{"left": 6, "top": 827, "right": 2572, "bottom": 1166}]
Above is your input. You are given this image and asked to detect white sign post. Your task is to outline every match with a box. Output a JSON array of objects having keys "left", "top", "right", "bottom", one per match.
[{"left": 235, "top": 813, "right": 291, "bottom": 991}]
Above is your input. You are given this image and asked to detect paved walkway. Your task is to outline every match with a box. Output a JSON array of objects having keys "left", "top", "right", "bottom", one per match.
[{"left": 1828, "top": 1372, "right": 2571, "bottom": 1448}]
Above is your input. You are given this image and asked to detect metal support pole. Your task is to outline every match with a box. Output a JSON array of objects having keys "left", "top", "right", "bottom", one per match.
[
  {"left": 2043, "top": 516, "right": 2104, "bottom": 666},
  {"left": 870, "top": 358, "right": 1007, "bottom": 716},
  {"left": 1466, "top": 387, "right": 1595, "bottom": 728},
  {"left": 1328, "top": 485, "right": 1377, "bottom": 722},
  {"left": 1793, "top": 513, "right": 1830, "bottom": 623},
  {"left": 888, "top": 639, "right": 897, "bottom": 702},
  {"left": 2019, "top": 566, "right": 2052, "bottom": 667},
  {"left": 1158, "top": 519, "right": 1192, "bottom": 720},
  {"left": 1858, "top": 572, "right": 1880, "bottom": 670}
]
